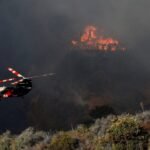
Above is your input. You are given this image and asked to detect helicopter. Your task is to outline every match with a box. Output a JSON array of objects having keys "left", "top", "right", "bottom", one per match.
[{"left": 0, "top": 67, "right": 55, "bottom": 100}]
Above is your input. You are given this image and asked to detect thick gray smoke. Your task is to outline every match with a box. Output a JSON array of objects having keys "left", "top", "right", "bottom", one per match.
[{"left": 0, "top": 0, "right": 150, "bottom": 133}]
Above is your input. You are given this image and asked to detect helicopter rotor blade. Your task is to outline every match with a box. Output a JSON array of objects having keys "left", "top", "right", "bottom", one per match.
[
  {"left": 27, "top": 73, "right": 55, "bottom": 79},
  {"left": 0, "top": 78, "right": 16, "bottom": 84},
  {"left": 11, "top": 73, "right": 55, "bottom": 85},
  {"left": 11, "top": 79, "right": 24, "bottom": 85},
  {"left": 10, "top": 73, "right": 55, "bottom": 85},
  {"left": 8, "top": 67, "right": 25, "bottom": 78}
]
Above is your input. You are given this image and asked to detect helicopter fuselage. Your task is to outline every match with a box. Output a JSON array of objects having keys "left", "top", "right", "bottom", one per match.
[
  {"left": 0, "top": 67, "right": 54, "bottom": 100},
  {"left": 0, "top": 79, "right": 32, "bottom": 98}
]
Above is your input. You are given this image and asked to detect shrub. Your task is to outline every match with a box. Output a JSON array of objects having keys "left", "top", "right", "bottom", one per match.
[
  {"left": 107, "top": 114, "right": 140, "bottom": 141},
  {"left": 0, "top": 131, "right": 13, "bottom": 150},
  {"left": 48, "top": 132, "right": 79, "bottom": 150},
  {"left": 12, "top": 128, "right": 47, "bottom": 150}
]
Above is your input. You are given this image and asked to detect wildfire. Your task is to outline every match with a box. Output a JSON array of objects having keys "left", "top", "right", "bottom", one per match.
[{"left": 72, "top": 25, "right": 126, "bottom": 52}]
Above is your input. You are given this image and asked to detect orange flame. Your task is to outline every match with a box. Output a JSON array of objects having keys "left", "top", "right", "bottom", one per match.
[{"left": 72, "top": 25, "right": 126, "bottom": 52}]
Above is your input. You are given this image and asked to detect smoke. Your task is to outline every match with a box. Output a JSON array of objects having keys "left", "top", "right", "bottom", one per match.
[{"left": 0, "top": 0, "right": 150, "bottom": 133}]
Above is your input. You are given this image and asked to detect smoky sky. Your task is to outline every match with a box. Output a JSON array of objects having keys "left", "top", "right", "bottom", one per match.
[{"left": 0, "top": 0, "right": 150, "bottom": 133}]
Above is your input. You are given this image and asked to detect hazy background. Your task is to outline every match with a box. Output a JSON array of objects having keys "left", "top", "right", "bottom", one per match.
[{"left": 0, "top": 0, "right": 150, "bottom": 133}]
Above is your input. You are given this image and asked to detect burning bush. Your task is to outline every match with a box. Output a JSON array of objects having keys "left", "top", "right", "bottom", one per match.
[{"left": 72, "top": 25, "right": 126, "bottom": 52}]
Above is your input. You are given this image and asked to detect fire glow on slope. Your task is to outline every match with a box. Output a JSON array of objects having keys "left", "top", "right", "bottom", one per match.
[{"left": 72, "top": 26, "right": 126, "bottom": 52}]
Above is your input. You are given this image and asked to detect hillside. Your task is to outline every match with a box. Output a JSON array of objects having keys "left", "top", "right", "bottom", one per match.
[{"left": 0, "top": 111, "right": 149, "bottom": 150}]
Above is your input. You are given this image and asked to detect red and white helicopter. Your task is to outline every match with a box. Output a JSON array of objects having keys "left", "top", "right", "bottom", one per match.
[{"left": 0, "top": 67, "right": 55, "bottom": 100}]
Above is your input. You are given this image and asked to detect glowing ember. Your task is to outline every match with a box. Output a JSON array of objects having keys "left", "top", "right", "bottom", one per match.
[{"left": 72, "top": 25, "right": 126, "bottom": 52}]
